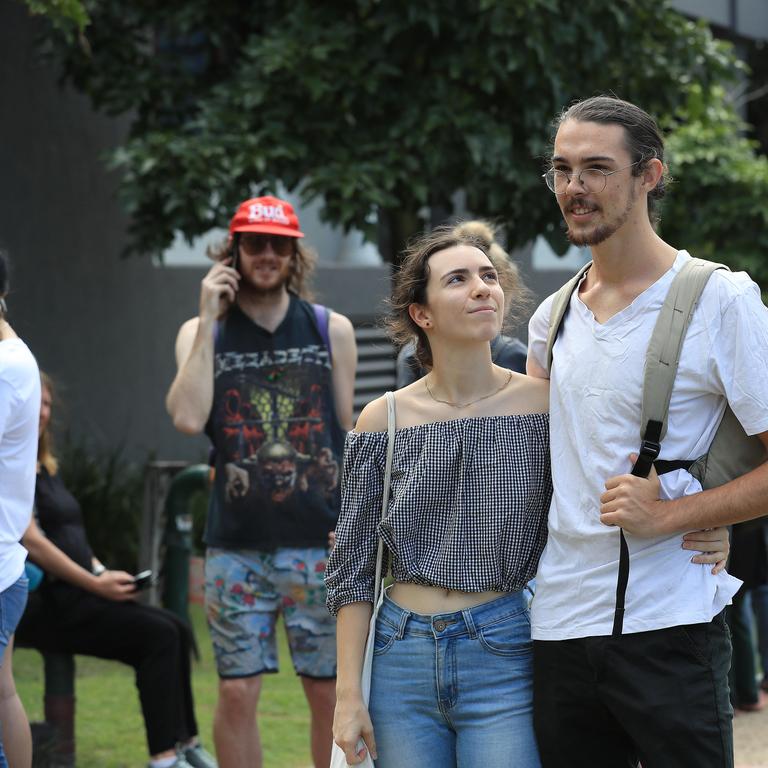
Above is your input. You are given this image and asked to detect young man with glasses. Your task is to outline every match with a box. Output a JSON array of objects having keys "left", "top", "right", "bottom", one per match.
[
  {"left": 167, "top": 196, "right": 357, "bottom": 768},
  {"left": 526, "top": 96, "right": 768, "bottom": 767}
]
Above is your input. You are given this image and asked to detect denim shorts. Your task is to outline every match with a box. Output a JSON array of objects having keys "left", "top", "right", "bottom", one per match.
[
  {"left": 369, "top": 590, "right": 541, "bottom": 768},
  {"left": 0, "top": 574, "right": 28, "bottom": 667},
  {"left": 205, "top": 547, "right": 336, "bottom": 679}
]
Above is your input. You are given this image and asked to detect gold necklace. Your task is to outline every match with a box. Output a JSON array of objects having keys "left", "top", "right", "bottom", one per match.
[{"left": 424, "top": 370, "right": 513, "bottom": 409}]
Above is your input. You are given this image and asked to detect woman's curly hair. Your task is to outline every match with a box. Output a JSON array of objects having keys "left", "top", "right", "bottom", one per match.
[{"left": 385, "top": 220, "right": 532, "bottom": 369}]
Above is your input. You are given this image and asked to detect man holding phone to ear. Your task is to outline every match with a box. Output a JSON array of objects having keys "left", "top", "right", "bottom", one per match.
[{"left": 167, "top": 196, "right": 357, "bottom": 768}]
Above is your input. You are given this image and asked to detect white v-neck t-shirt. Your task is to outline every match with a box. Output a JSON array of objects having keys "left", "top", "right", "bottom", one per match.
[
  {"left": 528, "top": 251, "right": 768, "bottom": 639},
  {"left": 0, "top": 337, "right": 40, "bottom": 593}
]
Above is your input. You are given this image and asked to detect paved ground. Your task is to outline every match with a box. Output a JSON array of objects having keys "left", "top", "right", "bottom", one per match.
[{"left": 735, "top": 700, "right": 768, "bottom": 768}]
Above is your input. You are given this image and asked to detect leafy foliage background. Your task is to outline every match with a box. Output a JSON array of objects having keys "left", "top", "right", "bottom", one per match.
[
  {"left": 29, "top": 0, "right": 756, "bottom": 265},
  {"left": 59, "top": 436, "right": 145, "bottom": 571}
]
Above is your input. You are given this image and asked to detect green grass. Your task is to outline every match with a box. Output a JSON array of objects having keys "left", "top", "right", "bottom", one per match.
[{"left": 14, "top": 603, "right": 312, "bottom": 768}]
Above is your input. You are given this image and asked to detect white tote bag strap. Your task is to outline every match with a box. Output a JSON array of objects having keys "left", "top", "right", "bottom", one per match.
[
  {"left": 360, "top": 391, "right": 396, "bottom": 707},
  {"left": 371, "top": 391, "right": 396, "bottom": 603}
]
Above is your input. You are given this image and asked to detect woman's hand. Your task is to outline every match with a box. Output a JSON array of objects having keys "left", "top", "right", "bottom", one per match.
[
  {"left": 92, "top": 570, "right": 138, "bottom": 601},
  {"left": 683, "top": 527, "right": 730, "bottom": 574},
  {"left": 333, "top": 693, "right": 377, "bottom": 765}
]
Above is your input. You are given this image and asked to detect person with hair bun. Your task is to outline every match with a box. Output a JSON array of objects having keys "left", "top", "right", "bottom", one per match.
[
  {"left": 394, "top": 220, "right": 528, "bottom": 387},
  {"left": 324, "top": 225, "right": 730, "bottom": 767},
  {"left": 0, "top": 250, "right": 39, "bottom": 768},
  {"left": 528, "top": 95, "right": 768, "bottom": 767},
  {"left": 328, "top": 224, "right": 547, "bottom": 767}
]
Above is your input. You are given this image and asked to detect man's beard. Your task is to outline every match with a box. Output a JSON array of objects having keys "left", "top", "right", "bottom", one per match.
[
  {"left": 564, "top": 188, "right": 636, "bottom": 247},
  {"left": 250, "top": 282, "right": 287, "bottom": 298},
  {"left": 239, "top": 268, "right": 291, "bottom": 298}
]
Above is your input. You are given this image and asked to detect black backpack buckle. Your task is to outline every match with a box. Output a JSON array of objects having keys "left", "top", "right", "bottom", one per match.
[
  {"left": 632, "top": 439, "right": 661, "bottom": 478},
  {"left": 639, "top": 439, "right": 661, "bottom": 461}
]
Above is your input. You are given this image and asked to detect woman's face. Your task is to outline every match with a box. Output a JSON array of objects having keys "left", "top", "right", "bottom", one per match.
[
  {"left": 39, "top": 385, "right": 52, "bottom": 437},
  {"left": 411, "top": 244, "right": 504, "bottom": 344}
]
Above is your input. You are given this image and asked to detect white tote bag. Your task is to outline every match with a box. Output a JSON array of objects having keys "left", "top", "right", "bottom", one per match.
[{"left": 329, "top": 392, "right": 396, "bottom": 768}]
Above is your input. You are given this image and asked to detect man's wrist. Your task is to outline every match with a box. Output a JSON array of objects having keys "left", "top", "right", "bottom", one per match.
[{"left": 653, "top": 497, "right": 688, "bottom": 536}]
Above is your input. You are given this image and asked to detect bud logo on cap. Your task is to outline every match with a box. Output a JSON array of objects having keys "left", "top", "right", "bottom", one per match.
[
  {"left": 229, "top": 195, "right": 304, "bottom": 238},
  {"left": 247, "top": 202, "right": 290, "bottom": 225}
]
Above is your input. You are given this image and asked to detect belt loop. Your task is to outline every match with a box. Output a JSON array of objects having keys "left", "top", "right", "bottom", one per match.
[
  {"left": 462, "top": 608, "right": 478, "bottom": 640},
  {"left": 395, "top": 608, "right": 410, "bottom": 640}
]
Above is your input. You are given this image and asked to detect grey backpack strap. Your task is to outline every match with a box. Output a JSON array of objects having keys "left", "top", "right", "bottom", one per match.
[
  {"left": 635, "top": 258, "right": 729, "bottom": 473},
  {"left": 612, "top": 257, "right": 728, "bottom": 638},
  {"left": 546, "top": 262, "right": 592, "bottom": 373}
]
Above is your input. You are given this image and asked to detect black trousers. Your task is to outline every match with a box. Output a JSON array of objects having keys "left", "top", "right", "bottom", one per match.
[
  {"left": 16, "top": 588, "right": 198, "bottom": 755},
  {"left": 533, "top": 613, "right": 733, "bottom": 768}
]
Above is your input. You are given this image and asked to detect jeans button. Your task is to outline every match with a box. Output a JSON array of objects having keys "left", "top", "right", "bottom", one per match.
[{"left": 434, "top": 620, "right": 446, "bottom": 632}]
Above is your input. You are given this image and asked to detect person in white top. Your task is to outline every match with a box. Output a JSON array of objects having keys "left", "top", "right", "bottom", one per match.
[
  {"left": 527, "top": 96, "right": 768, "bottom": 768},
  {"left": 0, "top": 251, "right": 40, "bottom": 768}
]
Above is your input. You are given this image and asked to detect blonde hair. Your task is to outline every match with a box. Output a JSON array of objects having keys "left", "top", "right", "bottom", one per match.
[{"left": 38, "top": 371, "right": 59, "bottom": 476}]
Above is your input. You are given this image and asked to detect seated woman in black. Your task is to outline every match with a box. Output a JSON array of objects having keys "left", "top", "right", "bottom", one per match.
[{"left": 16, "top": 373, "right": 216, "bottom": 768}]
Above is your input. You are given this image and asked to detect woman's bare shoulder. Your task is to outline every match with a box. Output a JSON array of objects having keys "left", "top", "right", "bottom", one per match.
[
  {"left": 355, "top": 382, "right": 429, "bottom": 432},
  {"left": 354, "top": 395, "right": 389, "bottom": 433}
]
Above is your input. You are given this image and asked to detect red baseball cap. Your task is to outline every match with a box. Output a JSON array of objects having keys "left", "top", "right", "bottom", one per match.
[{"left": 228, "top": 195, "right": 304, "bottom": 238}]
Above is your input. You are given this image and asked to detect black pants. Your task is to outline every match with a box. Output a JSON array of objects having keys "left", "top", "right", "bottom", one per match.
[
  {"left": 533, "top": 613, "right": 733, "bottom": 768},
  {"left": 16, "top": 588, "right": 198, "bottom": 755}
]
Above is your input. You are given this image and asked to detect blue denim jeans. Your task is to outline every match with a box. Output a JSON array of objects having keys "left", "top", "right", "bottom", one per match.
[
  {"left": 369, "top": 590, "right": 540, "bottom": 768},
  {"left": 0, "top": 574, "right": 29, "bottom": 768}
]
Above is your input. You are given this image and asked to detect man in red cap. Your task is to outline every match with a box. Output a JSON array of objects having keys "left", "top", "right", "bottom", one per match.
[{"left": 167, "top": 195, "right": 357, "bottom": 768}]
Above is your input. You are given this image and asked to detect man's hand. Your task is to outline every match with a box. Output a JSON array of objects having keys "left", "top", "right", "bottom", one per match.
[
  {"left": 200, "top": 257, "right": 240, "bottom": 321},
  {"left": 224, "top": 463, "right": 249, "bottom": 500},
  {"left": 600, "top": 454, "right": 666, "bottom": 536},
  {"left": 92, "top": 570, "right": 137, "bottom": 601}
]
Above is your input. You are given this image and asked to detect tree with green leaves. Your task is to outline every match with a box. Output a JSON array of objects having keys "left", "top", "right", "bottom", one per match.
[
  {"left": 39, "top": 0, "right": 749, "bottom": 263},
  {"left": 21, "top": 0, "right": 88, "bottom": 37},
  {"left": 662, "top": 89, "right": 768, "bottom": 290}
]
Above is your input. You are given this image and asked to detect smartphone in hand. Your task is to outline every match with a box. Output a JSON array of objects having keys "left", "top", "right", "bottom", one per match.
[{"left": 132, "top": 570, "right": 153, "bottom": 591}]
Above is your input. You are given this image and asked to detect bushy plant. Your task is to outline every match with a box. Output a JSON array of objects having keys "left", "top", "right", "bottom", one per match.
[
  {"left": 58, "top": 436, "right": 146, "bottom": 572},
  {"left": 662, "top": 89, "right": 768, "bottom": 291}
]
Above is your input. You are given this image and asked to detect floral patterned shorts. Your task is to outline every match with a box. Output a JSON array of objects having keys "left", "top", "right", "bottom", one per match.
[{"left": 205, "top": 547, "right": 336, "bottom": 678}]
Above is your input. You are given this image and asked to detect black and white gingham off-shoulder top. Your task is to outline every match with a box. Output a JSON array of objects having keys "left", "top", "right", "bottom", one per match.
[{"left": 325, "top": 414, "right": 552, "bottom": 615}]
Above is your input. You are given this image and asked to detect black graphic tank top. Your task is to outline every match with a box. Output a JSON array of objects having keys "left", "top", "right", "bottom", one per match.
[{"left": 204, "top": 296, "right": 346, "bottom": 549}]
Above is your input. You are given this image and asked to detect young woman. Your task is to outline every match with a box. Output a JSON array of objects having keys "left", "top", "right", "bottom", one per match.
[
  {"left": 325, "top": 223, "right": 729, "bottom": 768},
  {"left": 16, "top": 374, "right": 216, "bottom": 768}
]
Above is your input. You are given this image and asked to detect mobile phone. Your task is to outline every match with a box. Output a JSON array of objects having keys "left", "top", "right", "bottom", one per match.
[
  {"left": 132, "top": 570, "right": 153, "bottom": 591},
  {"left": 230, "top": 233, "right": 240, "bottom": 274}
]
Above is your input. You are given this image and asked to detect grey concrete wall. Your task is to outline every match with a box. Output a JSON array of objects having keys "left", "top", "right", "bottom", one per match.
[{"left": 672, "top": 0, "right": 768, "bottom": 40}]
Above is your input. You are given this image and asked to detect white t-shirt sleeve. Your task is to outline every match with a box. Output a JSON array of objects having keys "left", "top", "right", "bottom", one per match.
[
  {"left": 709, "top": 274, "right": 768, "bottom": 436},
  {"left": 527, "top": 294, "right": 556, "bottom": 377},
  {"left": 0, "top": 379, "right": 14, "bottom": 444}
]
